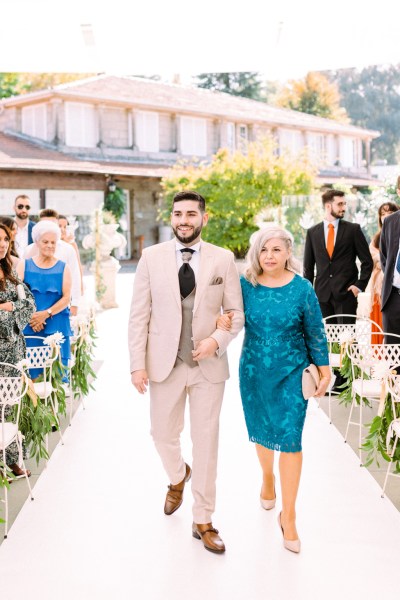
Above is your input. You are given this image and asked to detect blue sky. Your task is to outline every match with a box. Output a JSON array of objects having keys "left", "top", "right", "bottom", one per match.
[{"left": 1, "top": 0, "right": 399, "bottom": 80}]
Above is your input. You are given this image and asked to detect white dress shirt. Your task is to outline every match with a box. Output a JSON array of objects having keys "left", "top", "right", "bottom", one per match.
[
  {"left": 24, "top": 239, "right": 81, "bottom": 307},
  {"left": 15, "top": 222, "right": 30, "bottom": 256}
]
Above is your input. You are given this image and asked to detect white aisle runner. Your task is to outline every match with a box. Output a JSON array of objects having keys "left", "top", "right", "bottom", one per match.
[{"left": 1, "top": 272, "right": 400, "bottom": 600}]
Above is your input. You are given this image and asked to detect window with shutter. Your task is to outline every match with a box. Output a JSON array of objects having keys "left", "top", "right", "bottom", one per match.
[
  {"left": 180, "top": 117, "right": 207, "bottom": 156},
  {"left": 21, "top": 104, "right": 47, "bottom": 140},
  {"left": 135, "top": 111, "right": 159, "bottom": 152},
  {"left": 65, "top": 102, "right": 99, "bottom": 148},
  {"left": 226, "top": 123, "right": 236, "bottom": 151}
]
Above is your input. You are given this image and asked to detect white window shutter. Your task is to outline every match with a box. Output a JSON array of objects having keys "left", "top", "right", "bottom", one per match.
[
  {"left": 180, "top": 117, "right": 206, "bottom": 156},
  {"left": 65, "top": 102, "right": 98, "bottom": 147}
]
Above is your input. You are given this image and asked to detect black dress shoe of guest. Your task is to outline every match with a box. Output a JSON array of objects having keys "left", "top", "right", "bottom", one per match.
[
  {"left": 192, "top": 523, "right": 226, "bottom": 554},
  {"left": 164, "top": 463, "right": 191, "bottom": 515}
]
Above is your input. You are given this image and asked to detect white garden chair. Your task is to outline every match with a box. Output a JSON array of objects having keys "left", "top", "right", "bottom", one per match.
[
  {"left": 0, "top": 361, "right": 34, "bottom": 539},
  {"left": 344, "top": 333, "right": 400, "bottom": 464},
  {"left": 322, "top": 315, "right": 382, "bottom": 423},
  {"left": 381, "top": 370, "right": 400, "bottom": 498},
  {"left": 24, "top": 335, "right": 65, "bottom": 450}
]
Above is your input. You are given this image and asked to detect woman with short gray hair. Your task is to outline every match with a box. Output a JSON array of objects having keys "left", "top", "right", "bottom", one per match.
[{"left": 16, "top": 220, "right": 72, "bottom": 379}]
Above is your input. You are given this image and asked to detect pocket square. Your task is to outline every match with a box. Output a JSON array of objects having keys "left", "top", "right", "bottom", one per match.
[{"left": 210, "top": 276, "right": 223, "bottom": 285}]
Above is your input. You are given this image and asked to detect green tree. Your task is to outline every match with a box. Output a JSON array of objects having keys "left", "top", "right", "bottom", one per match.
[
  {"left": 324, "top": 64, "right": 400, "bottom": 163},
  {"left": 275, "top": 72, "right": 348, "bottom": 122},
  {"left": 160, "top": 140, "right": 315, "bottom": 258},
  {"left": 0, "top": 73, "right": 20, "bottom": 98},
  {"left": 195, "top": 72, "right": 263, "bottom": 100}
]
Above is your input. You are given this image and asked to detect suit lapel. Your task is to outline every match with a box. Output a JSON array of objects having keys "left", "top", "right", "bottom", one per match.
[
  {"left": 163, "top": 240, "right": 181, "bottom": 309},
  {"left": 315, "top": 222, "right": 328, "bottom": 256},
  {"left": 194, "top": 241, "right": 215, "bottom": 313}
]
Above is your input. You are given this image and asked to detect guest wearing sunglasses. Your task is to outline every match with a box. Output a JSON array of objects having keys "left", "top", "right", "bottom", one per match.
[{"left": 13, "top": 195, "right": 35, "bottom": 257}]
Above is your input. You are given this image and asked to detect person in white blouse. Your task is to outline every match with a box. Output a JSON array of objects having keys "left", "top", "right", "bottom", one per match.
[{"left": 24, "top": 208, "right": 81, "bottom": 315}]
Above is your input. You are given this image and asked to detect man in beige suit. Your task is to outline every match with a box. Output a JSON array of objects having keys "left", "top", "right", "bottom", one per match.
[{"left": 129, "top": 190, "right": 244, "bottom": 554}]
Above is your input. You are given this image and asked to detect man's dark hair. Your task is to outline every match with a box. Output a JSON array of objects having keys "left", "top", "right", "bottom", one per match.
[
  {"left": 322, "top": 189, "right": 345, "bottom": 206},
  {"left": 173, "top": 191, "right": 206, "bottom": 212},
  {"left": 39, "top": 208, "right": 59, "bottom": 219}
]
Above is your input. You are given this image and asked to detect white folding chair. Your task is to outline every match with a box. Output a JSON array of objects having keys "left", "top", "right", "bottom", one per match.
[
  {"left": 0, "top": 361, "right": 34, "bottom": 539},
  {"left": 323, "top": 315, "right": 382, "bottom": 423},
  {"left": 24, "top": 336, "right": 65, "bottom": 450},
  {"left": 345, "top": 334, "right": 400, "bottom": 464},
  {"left": 381, "top": 370, "right": 400, "bottom": 498}
]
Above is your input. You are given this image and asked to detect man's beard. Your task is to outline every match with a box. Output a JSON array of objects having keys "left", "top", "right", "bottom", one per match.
[
  {"left": 16, "top": 213, "right": 28, "bottom": 221},
  {"left": 172, "top": 224, "right": 202, "bottom": 245},
  {"left": 331, "top": 209, "right": 344, "bottom": 219}
]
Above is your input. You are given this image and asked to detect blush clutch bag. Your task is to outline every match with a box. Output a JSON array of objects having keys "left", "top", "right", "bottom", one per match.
[{"left": 302, "top": 364, "right": 321, "bottom": 399}]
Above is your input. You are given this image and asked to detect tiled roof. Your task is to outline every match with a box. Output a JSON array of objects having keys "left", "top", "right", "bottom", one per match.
[
  {"left": 1, "top": 74, "right": 379, "bottom": 139},
  {"left": 0, "top": 132, "right": 170, "bottom": 178}
]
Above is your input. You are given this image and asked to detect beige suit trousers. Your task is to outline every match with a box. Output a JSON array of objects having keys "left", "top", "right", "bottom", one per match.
[{"left": 150, "top": 361, "right": 225, "bottom": 524}]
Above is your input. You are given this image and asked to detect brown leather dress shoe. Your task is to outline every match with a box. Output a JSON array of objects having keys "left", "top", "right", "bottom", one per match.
[
  {"left": 164, "top": 463, "right": 191, "bottom": 515},
  {"left": 192, "top": 523, "right": 226, "bottom": 554}
]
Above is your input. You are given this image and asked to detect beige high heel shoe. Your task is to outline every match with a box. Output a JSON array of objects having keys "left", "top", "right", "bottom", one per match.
[
  {"left": 277, "top": 512, "right": 301, "bottom": 554},
  {"left": 260, "top": 476, "right": 276, "bottom": 510}
]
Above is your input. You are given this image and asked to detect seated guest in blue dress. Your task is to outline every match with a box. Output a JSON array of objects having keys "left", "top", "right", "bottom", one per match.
[
  {"left": 16, "top": 220, "right": 72, "bottom": 379},
  {"left": 218, "top": 226, "right": 330, "bottom": 554}
]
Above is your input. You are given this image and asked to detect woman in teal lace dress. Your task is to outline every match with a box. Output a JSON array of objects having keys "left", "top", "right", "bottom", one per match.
[
  {"left": 219, "top": 227, "right": 329, "bottom": 553},
  {"left": 0, "top": 223, "right": 36, "bottom": 477}
]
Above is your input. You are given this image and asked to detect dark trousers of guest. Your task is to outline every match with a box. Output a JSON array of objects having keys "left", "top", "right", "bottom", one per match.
[
  {"left": 382, "top": 287, "right": 400, "bottom": 343},
  {"left": 319, "top": 292, "right": 358, "bottom": 324}
]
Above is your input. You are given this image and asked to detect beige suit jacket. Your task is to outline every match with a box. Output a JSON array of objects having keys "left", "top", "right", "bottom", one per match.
[{"left": 128, "top": 239, "right": 244, "bottom": 383}]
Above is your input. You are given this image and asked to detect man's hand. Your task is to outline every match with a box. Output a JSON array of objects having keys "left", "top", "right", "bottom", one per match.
[
  {"left": 192, "top": 337, "right": 218, "bottom": 361},
  {"left": 348, "top": 285, "right": 360, "bottom": 297},
  {"left": 70, "top": 306, "right": 78, "bottom": 316},
  {"left": 216, "top": 311, "right": 233, "bottom": 331},
  {"left": 131, "top": 369, "right": 149, "bottom": 394}
]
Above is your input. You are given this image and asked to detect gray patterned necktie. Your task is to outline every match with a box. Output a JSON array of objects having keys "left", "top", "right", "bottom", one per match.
[{"left": 179, "top": 248, "right": 195, "bottom": 298}]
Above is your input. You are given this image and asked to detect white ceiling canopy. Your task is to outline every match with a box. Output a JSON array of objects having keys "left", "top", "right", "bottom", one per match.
[{"left": 1, "top": 0, "right": 399, "bottom": 80}]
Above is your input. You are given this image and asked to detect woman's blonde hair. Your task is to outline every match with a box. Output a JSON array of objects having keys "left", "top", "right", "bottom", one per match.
[{"left": 244, "top": 226, "right": 301, "bottom": 286}]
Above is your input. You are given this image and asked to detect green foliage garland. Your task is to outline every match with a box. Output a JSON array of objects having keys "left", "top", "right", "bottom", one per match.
[
  {"left": 362, "top": 396, "right": 400, "bottom": 470},
  {"left": 71, "top": 321, "right": 97, "bottom": 397}
]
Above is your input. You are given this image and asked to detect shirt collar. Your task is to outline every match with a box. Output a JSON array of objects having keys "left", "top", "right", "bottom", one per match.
[
  {"left": 323, "top": 218, "right": 339, "bottom": 228},
  {"left": 176, "top": 240, "right": 201, "bottom": 253}
]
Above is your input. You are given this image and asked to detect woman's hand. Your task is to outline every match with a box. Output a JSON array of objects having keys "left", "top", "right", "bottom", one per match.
[
  {"left": 30, "top": 310, "right": 47, "bottom": 330},
  {"left": 0, "top": 302, "right": 14, "bottom": 312},
  {"left": 216, "top": 311, "right": 234, "bottom": 331},
  {"left": 314, "top": 366, "right": 332, "bottom": 398},
  {"left": 314, "top": 376, "right": 331, "bottom": 398}
]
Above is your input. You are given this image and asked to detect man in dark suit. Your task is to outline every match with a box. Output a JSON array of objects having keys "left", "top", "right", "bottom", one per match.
[
  {"left": 303, "top": 189, "right": 373, "bottom": 324},
  {"left": 13, "top": 194, "right": 34, "bottom": 256},
  {"left": 380, "top": 200, "right": 400, "bottom": 342}
]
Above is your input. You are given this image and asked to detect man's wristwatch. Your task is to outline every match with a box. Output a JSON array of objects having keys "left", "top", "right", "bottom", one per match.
[{"left": 47, "top": 308, "right": 53, "bottom": 318}]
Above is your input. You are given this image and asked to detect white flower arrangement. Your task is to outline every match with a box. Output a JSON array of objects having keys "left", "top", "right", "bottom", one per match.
[
  {"left": 353, "top": 211, "right": 368, "bottom": 228},
  {"left": 371, "top": 360, "right": 395, "bottom": 380},
  {"left": 338, "top": 330, "right": 354, "bottom": 345},
  {"left": 299, "top": 211, "right": 315, "bottom": 230},
  {"left": 43, "top": 332, "right": 65, "bottom": 347}
]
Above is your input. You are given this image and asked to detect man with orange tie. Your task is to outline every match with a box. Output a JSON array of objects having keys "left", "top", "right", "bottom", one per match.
[{"left": 303, "top": 189, "right": 373, "bottom": 324}]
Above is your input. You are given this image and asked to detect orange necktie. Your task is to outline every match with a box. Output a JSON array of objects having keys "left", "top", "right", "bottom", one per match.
[{"left": 327, "top": 223, "right": 335, "bottom": 257}]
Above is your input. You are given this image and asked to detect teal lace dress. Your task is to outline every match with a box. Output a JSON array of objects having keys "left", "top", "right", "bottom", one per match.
[{"left": 239, "top": 274, "right": 328, "bottom": 453}]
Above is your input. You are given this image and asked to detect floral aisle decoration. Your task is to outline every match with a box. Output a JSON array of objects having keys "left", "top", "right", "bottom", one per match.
[
  {"left": 362, "top": 364, "right": 400, "bottom": 470},
  {"left": 70, "top": 312, "right": 97, "bottom": 398},
  {"left": 15, "top": 358, "right": 57, "bottom": 464}
]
